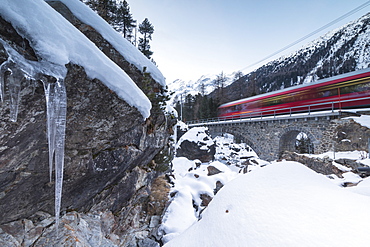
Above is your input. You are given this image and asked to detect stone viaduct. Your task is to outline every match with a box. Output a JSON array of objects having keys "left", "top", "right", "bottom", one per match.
[{"left": 188, "top": 112, "right": 355, "bottom": 161}]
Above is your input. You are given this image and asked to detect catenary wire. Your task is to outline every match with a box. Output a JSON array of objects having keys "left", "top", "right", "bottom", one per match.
[{"left": 240, "top": 0, "right": 370, "bottom": 72}]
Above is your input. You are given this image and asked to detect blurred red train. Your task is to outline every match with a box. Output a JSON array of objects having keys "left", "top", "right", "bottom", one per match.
[{"left": 218, "top": 68, "right": 370, "bottom": 119}]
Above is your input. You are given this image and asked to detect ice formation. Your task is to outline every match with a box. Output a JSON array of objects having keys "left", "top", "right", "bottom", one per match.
[
  {"left": 40, "top": 76, "right": 67, "bottom": 232},
  {"left": 0, "top": 39, "right": 67, "bottom": 231},
  {"left": 0, "top": 60, "right": 30, "bottom": 122},
  {"left": 0, "top": 0, "right": 166, "bottom": 235},
  {"left": 0, "top": 0, "right": 153, "bottom": 119}
]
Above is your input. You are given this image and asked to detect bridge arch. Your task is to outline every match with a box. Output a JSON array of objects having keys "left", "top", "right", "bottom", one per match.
[
  {"left": 207, "top": 127, "right": 262, "bottom": 158},
  {"left": 230, "top": 132, "right": 262, "bottom": 158},
  {"left": 278, "top": 128, "right": 316, "bottom": 158}
]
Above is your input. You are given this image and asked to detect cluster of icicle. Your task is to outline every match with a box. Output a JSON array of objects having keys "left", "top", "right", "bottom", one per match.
[{"left": 0, "top": 39, "right": 67, "bottom": 233}]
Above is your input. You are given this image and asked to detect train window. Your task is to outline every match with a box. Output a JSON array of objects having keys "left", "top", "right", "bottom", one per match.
[
  {"left": 340, "top": 81, "right": 369, "bottom": 95},
  {"left": 317, "top": 85, "right": 338, "bottom": 97},
  {"left": 363, "top": 82, "right": 370, "bottom": 90},
  {"left": 241, "top": 103, "right": 249, "bottom": 111},
  {"left": 266, "top": 97, "right": 281, "bottom": 106},
  {"left": 341, "top": 86, "right": 351, "bottom": 94},
  {"left": 319, "top": 91, "right": 330, "bottom": 97},
  {"left": 356, "top": 81, "right": 370, "bottom": 92}
]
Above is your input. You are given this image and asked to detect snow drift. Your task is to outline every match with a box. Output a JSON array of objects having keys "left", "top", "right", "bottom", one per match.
[{"left": 164, "top": 161, "right": 370, "bottom": 247}]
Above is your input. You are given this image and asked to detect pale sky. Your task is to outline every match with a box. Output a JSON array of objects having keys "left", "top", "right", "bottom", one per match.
[{"left": 129, "top": 0, "right": 370, "bottom": 83}]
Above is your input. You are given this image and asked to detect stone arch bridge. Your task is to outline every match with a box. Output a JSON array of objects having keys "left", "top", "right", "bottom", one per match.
[{"left": 188, "top": 112, "right": 354, "bottom": 161}]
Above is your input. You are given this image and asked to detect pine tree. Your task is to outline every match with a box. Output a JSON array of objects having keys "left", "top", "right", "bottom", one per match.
[
  {"left": 197, "top": 76, "right": 206, "bottom": 96},
  {"left": 85, "top": 0, "right": 117, "bottom": 24},
  {"left": 138, "top": 18, "right": 154, "bottom": 59},
  {"left": 199, "top": 82, "right": 206, "bottom": 96},
  {"left": 233, "top": 71, "right": 244, "bottom": 81},
  {"left": 213, "top": 71, "right": 227, "bottom": 90},
  {"left": 213, "top": 71, "right": 227, "bottom": 101},
  {"left": 114, "top": 0, "right": 136, "bottom": 42}
]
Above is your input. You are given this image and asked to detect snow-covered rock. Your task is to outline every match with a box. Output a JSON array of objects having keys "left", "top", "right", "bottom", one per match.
[
  {"left": 175, "top": 127, "right": 216, "bottom": 162},
  {"left": 0, "top": 1, "right": 172, "bottom": 246},
  {"left": 164, "top": 161, "right": 370, "bottom": 247}
]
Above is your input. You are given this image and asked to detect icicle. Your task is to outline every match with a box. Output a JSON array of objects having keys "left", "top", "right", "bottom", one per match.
[
  {"left": 42, "top": 78, "right": 57, "bottom": 182},
  {"left": 0, "top": 60, "right": 28, "bottom": 122},
  {"left": 8, "top": 67, "right": 24, "bottom": 122},
  {"left": 0, "top": 40, "right": 68, "bottom": 235},
  {"left": 53, "top": 78, "right": 66, "bottom": 233},
  {"left": 0, "top": 61, "right": 7, "bottom": 104},
  {"left": 40, "top": 76, "right": 67, "bottom": 233}
]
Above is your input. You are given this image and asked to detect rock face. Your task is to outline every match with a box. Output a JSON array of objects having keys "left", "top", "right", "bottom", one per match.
[
  {"left": 334, "top": 116, "right": 370, "bottom": 152},
  {"left": 0, "top": 3, "right": 174, "bottom": 246},
  {"left": 281, "top": 152, "right": 343, "bottom": 177}
]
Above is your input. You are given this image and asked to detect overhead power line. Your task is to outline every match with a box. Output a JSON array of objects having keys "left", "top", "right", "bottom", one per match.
[{"left": 240, "top": 0, "right": 370, "bottom": 72}]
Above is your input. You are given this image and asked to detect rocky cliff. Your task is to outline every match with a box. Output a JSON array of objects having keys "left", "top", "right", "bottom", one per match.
[{"left": 0, "top": 1, "right": 174, "bottom": 246}]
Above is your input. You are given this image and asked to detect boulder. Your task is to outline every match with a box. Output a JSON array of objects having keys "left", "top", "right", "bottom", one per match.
[
  {"left": 176, "top": 139, "right": 216, "bottom": 162},
  {"left": 281, "top": 151, "right": 343, "bottom": 176},
  {"left": 0, "top": 2, "right": 173, "bottom": 246},
  {"left": 335, "top": 119, "right": 370, "bottom": 152},
  {"left": 207, "top": 165, "right": 223, "bottom": 176}
]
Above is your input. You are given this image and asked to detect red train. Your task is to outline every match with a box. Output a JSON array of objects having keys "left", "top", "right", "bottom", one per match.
[{"left": 218, "top": 68, "right": 370, "bottom": 119}]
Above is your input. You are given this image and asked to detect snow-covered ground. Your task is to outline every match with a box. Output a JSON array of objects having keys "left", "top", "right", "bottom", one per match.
[{"left": 160, "top": 125, "right": 370, "bottom": 247}]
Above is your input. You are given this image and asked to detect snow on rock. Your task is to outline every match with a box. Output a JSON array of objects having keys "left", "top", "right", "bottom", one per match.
[
  {"left": 164, "top": 161, "right": 370, "bottom": 247},
  {"left": 175, "top": 127, "right": 214, "bottom": 150},
  {"left": 304, "top": 150, "right": 368, "bottom": 161},
  {"left": 175, "top": 127, "right": 216, "bottom": 162},
  {"left": 214, "top": 134, "right": 257, "bottom": 162},
  {"left": 161, "top": 134, "right": 265, "bottom": 244},
  {"left": 348, "top": 176, "right": 370, "bottom": 197},
  {"left": 161, "top": 157, "right": 241, "bottom": 244},
  {"left": 54, "top": 0, "right": 166, "bottom": 87},
  {"left": 0, "top": 0, "right": 152, "bottom": 118},
  {"left": 177, "top": 120, "right": 188, "bottom": 132},
  {"left": 346, "top": 115, "right": 370, "bottom": 129}
]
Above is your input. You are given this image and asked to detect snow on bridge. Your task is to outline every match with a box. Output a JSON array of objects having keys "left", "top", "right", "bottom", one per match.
[{"left": 187, "top": 109, "right": 366, "bottom": 161}]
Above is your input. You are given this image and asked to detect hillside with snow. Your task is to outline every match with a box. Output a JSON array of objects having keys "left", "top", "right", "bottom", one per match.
[
  {"left": 167, "top": 72, "right": 236, "bottom": 105},
  {"left": 213, "top": 12, "right": 370, "bottom": 105}
]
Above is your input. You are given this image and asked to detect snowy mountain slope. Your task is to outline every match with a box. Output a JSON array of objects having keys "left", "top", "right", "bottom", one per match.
[
  {"left": 215, "top": 12, "right": 370, "bottom": 104},
  {"left": 0, "top": 0, "right": 158, "bottom": 118},
  {"left": 167, "top": 72, "right": 236, "bottom": 104},
  {"left": 170, "top": 12, "right": 370, "bottom": 107}
]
